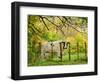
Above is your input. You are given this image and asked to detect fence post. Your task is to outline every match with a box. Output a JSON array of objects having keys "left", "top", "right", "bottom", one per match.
[
  {"left": 68, "top": 42, "right": 71, "bottom": 61},
  {"left": 38, "top": 42, "right": 41, "bottom": 59},
  {"left": 51, "top": 43, "right": 54, "bottom": 59},
  {"left": 84, "top": 42, "right": 87, "bottom": 58},
  {"left": 77, "top": 42, "right": 79, "bottom": 60},
  {"left": 60, "top": 42, "right": 63, "bottom": 61}
]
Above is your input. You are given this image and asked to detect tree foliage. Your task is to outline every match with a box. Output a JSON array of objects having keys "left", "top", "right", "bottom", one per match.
[{"left": 28, "top": 15, "right": 88, "bottom": 66}]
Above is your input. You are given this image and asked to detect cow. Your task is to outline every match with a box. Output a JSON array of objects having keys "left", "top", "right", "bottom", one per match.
[{"left": 40, "top": 40, "right": 68, "bottom": 59}]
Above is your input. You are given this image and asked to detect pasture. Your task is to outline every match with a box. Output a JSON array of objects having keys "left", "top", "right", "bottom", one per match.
[
  {"left": 28, "top": 53, "right": 87, "bottom": 66},
  {"left": 28, "top": 15, "right": 88, "bottom": 66},
  {"left": 28, "top": 42, "right": 88, "bottom": 66}
]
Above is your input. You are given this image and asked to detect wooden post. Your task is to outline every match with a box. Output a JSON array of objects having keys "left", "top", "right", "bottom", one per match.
[
  {"left": 51, "top": 43, "right": 54, "bottom": 59},
  {"left": 60, "top": 42, "right": 63, "bottom": 61},
  {"left": 84, "top": 42, "right": 87, "bottom": 58},
  {"left": 68, "top": 42, "right": 71, "bottom": 61},
  {"left": 77, "top": 42, "right": 79, "bottom": 60}
]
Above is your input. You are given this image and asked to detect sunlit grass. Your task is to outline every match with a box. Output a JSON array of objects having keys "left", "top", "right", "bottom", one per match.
[{"left": 28, "top": 53, "right": 88, "bottom": 66}]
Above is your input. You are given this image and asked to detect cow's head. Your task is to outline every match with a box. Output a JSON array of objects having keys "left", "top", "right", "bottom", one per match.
[{"left": 61, "top": 41, "right": 68, "bottom": 49}]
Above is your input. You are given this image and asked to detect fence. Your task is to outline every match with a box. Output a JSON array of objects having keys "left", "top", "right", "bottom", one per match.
[
  {"left": 67, "top": 42, "right": 87, "bottom": 61},
  {"left": 36, "top": 42, "right": 87, "bottom": 62}
]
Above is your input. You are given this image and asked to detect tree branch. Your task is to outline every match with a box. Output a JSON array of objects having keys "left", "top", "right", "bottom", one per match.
[
  {"left": 57, "top": 16, "right": 66, "bottom": 27},
  {"left": 39, "top": 16, "right": 49, "bottom": 30},
  {"left": 63, "top": 16, "right": 83, "bottom": 34},
  {"left": 43, "top": 17, "right": 65, "bottom": 36},
  {"left": 28, "top": 23, "right": 42, "bottom": 37}
]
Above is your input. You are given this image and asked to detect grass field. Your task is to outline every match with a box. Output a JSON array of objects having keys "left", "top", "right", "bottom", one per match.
[{"left": 28, "top": 53, "right": 88, "bottom": 66}]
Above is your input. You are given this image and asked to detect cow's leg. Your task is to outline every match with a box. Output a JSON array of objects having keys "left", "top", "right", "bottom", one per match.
[
  {"left": 41, "top": 49, "right": 45, "bottom": 59},
  {"left": 44, "top": 53, "right": 46, "bottom": 59},
  {"left": 44, "top": 53, "right": 49, "bottom": 59},
  {"left": 57, "top": 51, "right": 61, "bottom": 58}
]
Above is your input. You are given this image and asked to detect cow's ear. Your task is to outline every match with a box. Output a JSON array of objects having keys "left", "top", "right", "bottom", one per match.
[
  {"left": 63, "top": 42, "right": 65, "bottom": 49},
  {"left": 64, "top": 42, "right": 67, "bottom": 49}
]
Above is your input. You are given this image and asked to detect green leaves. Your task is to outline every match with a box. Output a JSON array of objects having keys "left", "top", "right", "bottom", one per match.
[{"left": 27, "top": 15, "right": 88, "bottom": 66}]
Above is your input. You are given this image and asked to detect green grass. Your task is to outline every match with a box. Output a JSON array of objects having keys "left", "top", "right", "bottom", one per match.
[{"left": 28, "top": 53, "right": 88, "bottom": 66}]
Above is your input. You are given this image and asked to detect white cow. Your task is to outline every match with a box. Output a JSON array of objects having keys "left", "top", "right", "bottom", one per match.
[{"left": 40, "top": 40, "right": 68, "bottom": 59}]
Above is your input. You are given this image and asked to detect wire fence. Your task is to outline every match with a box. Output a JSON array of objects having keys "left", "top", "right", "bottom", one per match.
[{"left": 37, "top": 42, "right": 87, "bottom": 61}]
